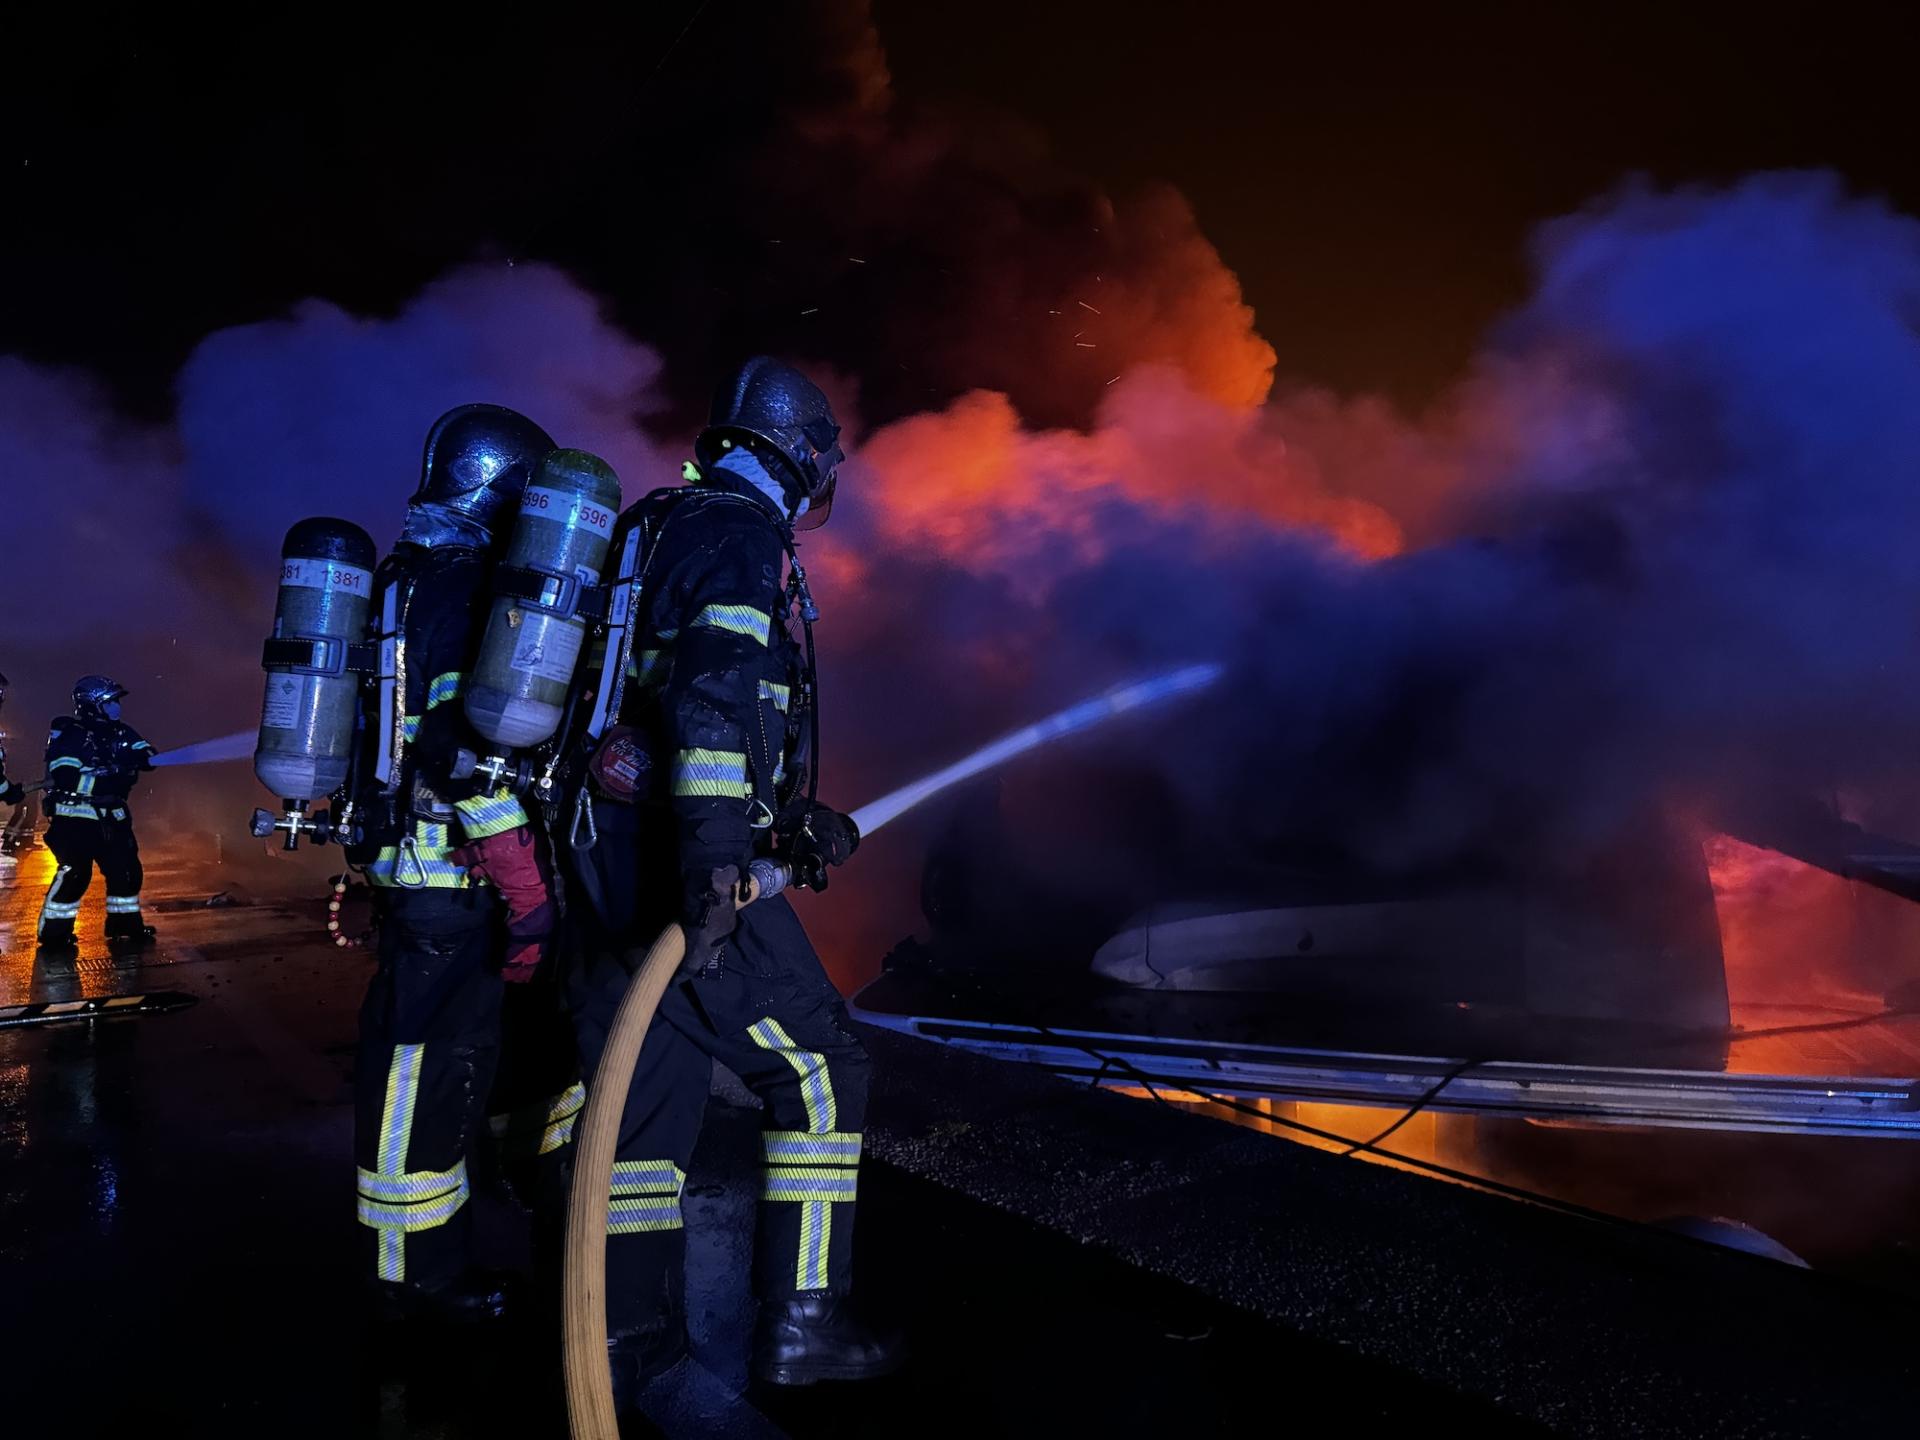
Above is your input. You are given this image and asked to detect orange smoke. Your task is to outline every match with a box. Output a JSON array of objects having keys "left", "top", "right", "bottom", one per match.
[{"left": 850, "top": 368, "right": 1404, "bottom": 574}]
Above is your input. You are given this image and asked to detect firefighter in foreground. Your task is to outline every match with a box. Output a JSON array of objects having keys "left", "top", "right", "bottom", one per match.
[
  {"left": 0, "top": 670, "right": 29, "bottom": 856},
  {"left": 35, "top": 675, "right": 157, "bottom": 952},
  {"left": 346, "top": 405, "right": 577, "bottom": 1323},
  {"left": 567, "top": 357, "right": 899, "bottom": 1396}
]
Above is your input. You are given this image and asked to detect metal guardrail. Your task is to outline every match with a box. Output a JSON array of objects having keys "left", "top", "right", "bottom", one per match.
[{"left": 851, "top": 1004, "right": 1920, "bottom": 1138}]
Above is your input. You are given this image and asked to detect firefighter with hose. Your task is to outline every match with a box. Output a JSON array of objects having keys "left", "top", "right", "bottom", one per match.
[
  {"left": 564, "top": 357, "right": 899, "bottom": 1405},
  {"left": 35, "top": 675, "right": 158, "bottom": 952}
]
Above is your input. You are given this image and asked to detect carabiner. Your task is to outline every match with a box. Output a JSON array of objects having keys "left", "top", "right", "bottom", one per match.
[
  {"left": 395, "top": 834, "right": 428, "bottom": 890},
  {"left": 569, "top": 787, "right": 599, "bottom": 853}
]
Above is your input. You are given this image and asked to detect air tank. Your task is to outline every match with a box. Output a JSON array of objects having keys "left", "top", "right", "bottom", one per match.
[
  {"left": 254, "top": 517, "right": 377, "bottom": 803},
  {"left": 466, "top": 448, "right": 622, "bottom": 749}
]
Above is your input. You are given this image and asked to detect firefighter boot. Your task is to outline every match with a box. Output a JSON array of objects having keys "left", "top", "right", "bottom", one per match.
[
  {"left": 751, "top": 1294, "right": 905, "bottom": 1386},
  {"left": 372, "top": 1270, "right": 513, "bottom": 1327},
  {"left": 36, "top": 919, "right": 78, "bottom": 956},
  {"left": 104, "top": 913, "right": 157, "bottom": 948}
]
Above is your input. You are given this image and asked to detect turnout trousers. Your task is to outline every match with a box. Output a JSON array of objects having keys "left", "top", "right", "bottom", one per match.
[
  {"left": 37, "top": 815, "right": 143, "bottom": 942},
  {"left": 566, "top": 805, "right": 871, "bottom": 1337},
  {"left": 354, "top": 885, "right": 579, "bottom": 1290}
]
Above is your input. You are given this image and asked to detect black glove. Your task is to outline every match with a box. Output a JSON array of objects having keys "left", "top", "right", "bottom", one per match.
[
  {"left": 679, "top": 863, "right": 743, "bottom": 975},
  {"left": 0, "top": 782, "right": 22, "bottom": 807},
  {"left": 787, "top": 805, "right": 860, "bottom": 891}
]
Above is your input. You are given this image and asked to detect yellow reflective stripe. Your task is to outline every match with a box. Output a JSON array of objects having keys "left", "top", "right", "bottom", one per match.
[
  {"left": 691, "top": 603, "right": 771, "bottom": 646},
  {"left": 453, "top": 786, "right": 529, "bottom": 840},
  {"left": 758, "top": 680, "right": 791, "bottom": 711},
  {"left": 356, "top": 1158, "right": 467, "bottom": 1203},
  {"left": 610, "top": 1159, "right": 685, "bottom": 1196},
  {"left": 797, "top": 1201, "right": 829, "bottom": 1289},
  {"left": 607, "top": 1156, "right": 685, "bottom": 1235},
  {"left": 47, "top": 756, "right": 83, "bottom": 770},
  {"left": 547, "top": 1081, "right": 587, "bottom": 1125},
  {"left": 607, "top": 1199, "right": 684, "bottom": 1235},
  {"left": 425, "top": 671, "right": 466, "bottom": 709},
  {"left": 52, "top": 802, "right": 100, "bottom": 819},
  {"left": 364, "top": 844, "right": 470, "bottom": 889},
  {"left": 541, "top": 1114, "right": 579, "bottom": 1155},
  {"left": 746, "top": 1020, "right": 842, "bottom": 1287},
  {"left": 365, "top": 1044, "right": 428, "bottom": 1281},
  {"left": 401, "top": 715, "right": 422, "bottom": 742},
  {"left": 76, "top": 771, "right": 96, "bottom": 796},
  {"left": 671, "top": 747, "right": 750, "bottom": 799},
  {"left": 486, "top": 1082, "right": 586, "bottom": 1158},
  {"left": 538, "top": 1082, "right": 586, "bottom": 1154},
  {"left": 760, "top": 1167, "right": 860, "bottom": 1203},
  {"left": 356, "top": 1177, "right": 471, "bottom": 1232},
  {"left": 762, "top": 1130, "right": 862, "bottom": 1163},
  {"left": 747, "top": 1019, "right": 838, "bottom": 1132}
]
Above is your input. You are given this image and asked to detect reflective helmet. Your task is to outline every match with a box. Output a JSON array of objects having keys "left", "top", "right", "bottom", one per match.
[
  {"left": 694, "top": 358, "right": 845, "bottom": 529},
  {"left": 412, "top": 404, "right": 556, "bottom": 533},
  {"left": 74, "top": 674, "right": 127, "bottom": 718}
]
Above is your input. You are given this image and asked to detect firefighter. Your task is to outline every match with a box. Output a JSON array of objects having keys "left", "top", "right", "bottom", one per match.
[
  {"left": 0, "top": 670, "right": 29, "bottom": 856},
  {"left": 35, "top": 675, "right": 157, "bottom": 951},
  {"left": 567, "top": 357, "right": 899, "bottom": 1396},
  {"left": 346, "top": 404, "right": 578, "bottom": 1324}
]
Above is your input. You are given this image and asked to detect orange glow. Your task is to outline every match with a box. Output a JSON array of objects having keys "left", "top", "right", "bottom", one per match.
[
  {"left": 854, "top": 372, "right": 1405, "bottom": 577},
  {"left": 1112, "top": 1087, "right": 1480, "bottom": 1181},
  {"left": 1705, "top": 833, "right": 1898, "bottom": 1014}
]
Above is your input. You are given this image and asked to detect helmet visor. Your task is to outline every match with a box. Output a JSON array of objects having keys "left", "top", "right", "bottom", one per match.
[{"left": 795, "top": 467, "right": 837, "bottom": 531}]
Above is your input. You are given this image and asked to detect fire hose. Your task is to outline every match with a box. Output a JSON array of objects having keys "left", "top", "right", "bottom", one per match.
[{"left": 561, "top": 663, "right": 1223, "bottom": 1437}]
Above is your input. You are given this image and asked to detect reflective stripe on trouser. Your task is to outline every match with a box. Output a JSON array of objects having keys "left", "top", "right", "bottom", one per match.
[
  {"left": 748, "top": 1020, "right": 853, "bottom": 1292},
  {"left": 759, "top": 1129, "right": 861, "bottom": 1292},
  {"left": 353, "top": 888, "right": 505, "bottom": 1289},
  {"left": 608, "top": 1160, "right": 686, "bottom": 1235},
  {"left": 564, "top": 885, "right": 871, "bottom": 1331},
  {"left": 105, "top": 895, "right": 143, "bottom": 914},
  {"left": 357, "top": 1043, "right": 475, "bottom": 1282},
  {"left": 39, "top": 864, "right": 81, "bottom": 935},
  {"left": 489, "top": 1080, "right": 586, "bottom": 1160}
]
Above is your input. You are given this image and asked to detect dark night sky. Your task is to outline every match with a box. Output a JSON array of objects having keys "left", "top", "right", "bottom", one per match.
[
  {"left": 5, "top": 3, "right": 1917, "bottom": 417},
  {"left": 877, "top": 1, "right": 1920, "bottom": 401}
]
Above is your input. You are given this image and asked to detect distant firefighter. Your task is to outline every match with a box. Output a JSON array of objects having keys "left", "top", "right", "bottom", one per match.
[
  {"left": 35, "top": 674, "right": 158, "bottom": 952},
  {"left": 0, "top": 670, "right": 29, "bottom": 857}
]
